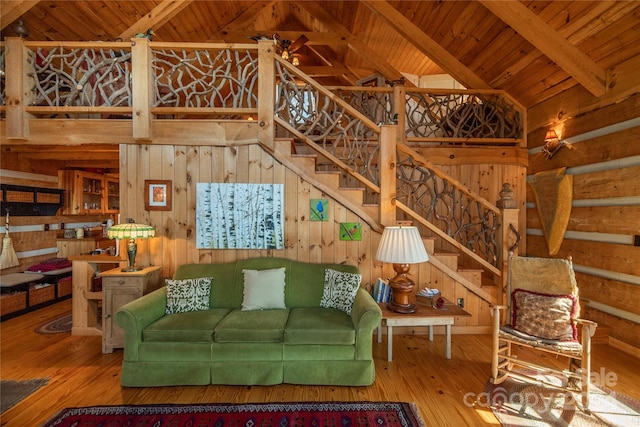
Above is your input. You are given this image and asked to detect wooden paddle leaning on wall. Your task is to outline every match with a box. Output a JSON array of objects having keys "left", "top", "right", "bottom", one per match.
[{"left": 529, "top": 168, "right": 573, "bottom": 255}]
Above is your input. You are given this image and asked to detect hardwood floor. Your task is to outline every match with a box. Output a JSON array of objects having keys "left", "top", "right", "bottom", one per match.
[{"left": 2, "top": 299, "right": 639, "bottom": 426}]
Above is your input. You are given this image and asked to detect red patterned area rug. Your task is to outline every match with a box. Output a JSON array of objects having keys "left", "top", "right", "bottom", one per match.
[{"left": 41, "top": 401, "right": 426, "bottom": 427}]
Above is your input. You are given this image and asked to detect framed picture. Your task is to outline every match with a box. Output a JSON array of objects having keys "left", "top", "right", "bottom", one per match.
[
  {"left": 310, "top": 199, "right": 328, "bottom": 221},
  {"left": 144, "top": 180, "right": 172, "bottom": 211},
  {"left": 339, "top": 222, "right": 362, "bottom": 241}
]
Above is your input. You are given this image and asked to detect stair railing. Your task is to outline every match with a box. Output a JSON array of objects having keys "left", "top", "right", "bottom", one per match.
[
  {"left": 2, "top": 37, "right": 518, "bottom": 279},
  {"left": 272, "top": 56, "right": 382, "bottom": 194}
]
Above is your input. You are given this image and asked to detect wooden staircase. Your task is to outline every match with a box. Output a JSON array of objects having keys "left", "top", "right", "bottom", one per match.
[{"left": 272, "top": 138, "right": 497, "bottom": 305}]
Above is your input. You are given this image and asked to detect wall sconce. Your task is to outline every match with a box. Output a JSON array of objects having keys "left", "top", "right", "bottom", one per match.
[{"left": 542, "top": 130, "right": 566, "bottom": 158}]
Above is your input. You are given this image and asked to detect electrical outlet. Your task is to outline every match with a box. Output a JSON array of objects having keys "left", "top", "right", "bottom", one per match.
[
  {"left": 457, "top": 298, "right": 464, "bottom": 308},
  {"left": 635, "top": 235, "right": 640, "bottom": 247},
  {"left": 44, "top": 224, "right": 49, "bottom": 231}
]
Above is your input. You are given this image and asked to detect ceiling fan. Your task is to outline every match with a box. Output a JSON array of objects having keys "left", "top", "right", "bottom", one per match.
[{"left": 249, "top": 33, "right": 309, "bottom": 66}]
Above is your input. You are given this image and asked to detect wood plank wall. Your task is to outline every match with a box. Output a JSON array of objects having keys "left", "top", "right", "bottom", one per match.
[
  {"left": 119, "top": 142, "right": 494, "bottom": 333},
  {"left": 527, "top": 86, "right": 640, "bottom": 353}
]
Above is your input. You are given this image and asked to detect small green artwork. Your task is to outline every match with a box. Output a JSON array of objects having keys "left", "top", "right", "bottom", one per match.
[
  {"left": 340, "top": 222, "right": 362, "bottom": 241},
  {"left": 310, "top": 199, "right": 328, "bottom": 221}
]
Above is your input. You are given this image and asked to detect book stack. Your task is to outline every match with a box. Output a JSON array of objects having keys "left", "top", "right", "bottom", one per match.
[{"left": 372, "top": 278, "right": 391, "bottom": 303}]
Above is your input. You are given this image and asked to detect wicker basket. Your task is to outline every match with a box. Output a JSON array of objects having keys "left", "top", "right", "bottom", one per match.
[
  {"left": 29, "top": 283, "right": 55, "bottom": 306},
  {"left": 1, "top": 292, "right": 27, "bottom": 317},
  {"left": 58, "top": 276, "right": 72, "bottom": 297}
]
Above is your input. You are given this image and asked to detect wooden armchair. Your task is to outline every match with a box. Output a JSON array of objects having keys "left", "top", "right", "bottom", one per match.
[{"left": 490, "top": 254, "right": 597, "bottom": 412}]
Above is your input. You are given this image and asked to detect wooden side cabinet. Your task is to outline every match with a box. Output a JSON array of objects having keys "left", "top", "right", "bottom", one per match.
[{"left": 100, "top": 266, "right": 162, "bottom": 353}]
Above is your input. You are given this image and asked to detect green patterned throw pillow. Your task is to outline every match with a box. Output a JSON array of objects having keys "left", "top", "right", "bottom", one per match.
[
  {"left": 320, "top": 268, "right": 362, "bottom": 315},
  {"left": 165, "top": 277, "right": 212, "bottom": 314}
]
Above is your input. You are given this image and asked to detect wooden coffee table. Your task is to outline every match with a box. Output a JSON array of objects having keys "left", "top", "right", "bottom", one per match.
[{"left": 377, "top": 300, "right": 470, "bottom": 360}]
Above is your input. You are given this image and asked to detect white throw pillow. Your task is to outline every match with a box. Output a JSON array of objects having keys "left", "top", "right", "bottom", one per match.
[
  {"left": 320, "top": 268, "right": 362, "bottom": 315},
  {"left": 241, "top": 267, "right": 286, "bottom": 311},
  {"left": 165, "top": 277, "right": 212, "bottom": 314}
]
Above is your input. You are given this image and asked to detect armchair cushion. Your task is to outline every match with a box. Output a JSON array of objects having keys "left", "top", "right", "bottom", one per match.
[{"left": 511, "top": 288, "right": 578, "bottom": 341}]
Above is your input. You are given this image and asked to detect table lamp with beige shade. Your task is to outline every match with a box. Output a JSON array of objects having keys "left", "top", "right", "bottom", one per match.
[{"left": 375, "top": 224, "right": 429, "bottom": 314}]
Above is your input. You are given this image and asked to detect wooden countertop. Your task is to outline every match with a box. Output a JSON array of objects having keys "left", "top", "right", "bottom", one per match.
[
  {"left": 56, "top": 237, "right": 112, "bottom": 242},
  {"left": 69, "top": 255, "right": 125, "bottom": 262}
]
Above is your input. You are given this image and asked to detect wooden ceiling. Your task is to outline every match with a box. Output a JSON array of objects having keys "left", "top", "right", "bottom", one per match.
[{"left": 2, "top": 0, "right": 639, "bottom": 172}]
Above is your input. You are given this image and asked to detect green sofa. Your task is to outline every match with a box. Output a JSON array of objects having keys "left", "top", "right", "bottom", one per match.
[{"left": 115, "top": 257, "right": 382, "bottom": 387}]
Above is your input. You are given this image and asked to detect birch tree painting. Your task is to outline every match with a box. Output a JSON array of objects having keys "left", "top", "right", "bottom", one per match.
[{"left": 196, "top": 183, "right": 284, "bottom": 249}]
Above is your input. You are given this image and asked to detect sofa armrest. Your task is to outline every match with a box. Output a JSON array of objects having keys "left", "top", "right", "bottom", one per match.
[
  {"left": 115, "top": 287, "right": 167, "bottom": 361},
  {"left": 350, "top": 287, "right": 382, "bottom": 360}
]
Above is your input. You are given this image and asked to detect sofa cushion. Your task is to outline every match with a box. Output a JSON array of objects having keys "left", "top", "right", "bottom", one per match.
[
  {"left": 144, "top": 309, "right": 230, "bottom": 342},
  {"left": 215, "top": 308, "right": 290, "bottom": 343},
  {"left": 319, "top": 268, "right": 361, "bottom": 315},
  {"left": 242, "top": 267, "right": 286, "bottom": 310},
  {"left": 165, "top": 277, "right": 212, "bottom": 314},
  {"left": 285, "top": 307, "right": 355, "bottom": 345}
]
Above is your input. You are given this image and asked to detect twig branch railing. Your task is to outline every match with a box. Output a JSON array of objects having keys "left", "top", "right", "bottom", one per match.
[{"left": 1, "top": 38, "right": 524, "bottom": 279}]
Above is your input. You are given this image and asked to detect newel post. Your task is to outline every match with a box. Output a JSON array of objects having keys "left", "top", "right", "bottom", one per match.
[
  {"left": 392, "top": 84, "right": 406, "bottom": 143},
  {"left": 496, "top": 182, "right": 519, "bottom": 305},
  {"left": 257, "top": 39, "right": 275, "bottom": 151},
  {"left": 379, "top": 125, "right": 398, "bottom": 227},
  {"left": 131, "top": 37, "right": 153, "bottom": 141}
]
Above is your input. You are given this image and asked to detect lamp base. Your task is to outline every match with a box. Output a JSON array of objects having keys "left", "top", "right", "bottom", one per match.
[
  {"left": 120, "top": 266, "right": 143, "bottom": 273},
  {"left": 387, "top": 301, "right": 416, "bottom": 314},
  {"left": 124, "top": 238, "right": 139, "bottom": 273},
  {"left": 387, "top": 263, "right": 417, "bottom": 314}
]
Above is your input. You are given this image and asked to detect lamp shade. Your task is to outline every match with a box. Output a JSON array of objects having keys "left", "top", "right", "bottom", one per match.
[
  {"left": 376, "top": 226, "right": 428, "bottom": 264},
  {"left": 544, "top": 129, "right": 559, "bottom": 141},
  {"left": 107, "top": 223, "right": 155, "bottom": 240}
]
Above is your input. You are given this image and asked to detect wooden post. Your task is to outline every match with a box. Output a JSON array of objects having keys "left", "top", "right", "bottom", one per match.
[
  {"left": 379, "top": 125, "right": 397, "bottom": 227},
  {"left": 257, "top": 40, "right": 275, "bottom": 152},
  {"left": 131, "top": 38, "right": 153, "bottom": 141},
  {"left": 392, "top": 84, "right": 406, "bottom": 143},
  {"left": 496, "top": 182, "right": 519, "bottom": 305},
  {"left": 5, "top": 37, "right": 30, "bottom": 140}
]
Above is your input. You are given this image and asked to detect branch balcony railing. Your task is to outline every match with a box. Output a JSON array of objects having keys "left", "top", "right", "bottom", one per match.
[{"left": 1, "top": 39, "right": 523, "bottom": 276}]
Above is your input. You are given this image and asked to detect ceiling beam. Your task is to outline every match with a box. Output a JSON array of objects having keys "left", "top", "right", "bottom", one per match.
[
  {"left": 490, "top": 1, "right": 635, "bottom": 88},
  {"left": 297, "top": 1, "right": 414, "bottom": 87},
  {"left": 0, "top": 1, "right": 41, "bottom": 30},
  {"left": 218, "top": 31, "right": 348, "bottom": 46},
  {"left": 306, "top": 45, "right": 359, "bottom": 84},
  {"left": 214, "top": 0, "right": 276, "bottom": 38},
  {"left": 299, "top": 65, "right": 349, "bottom": 77},
  {"left": 118, "top": 0, "right": 195, "bottom": 40},
  {"left": 479, "top": 0, "right": 606, "bottom": 98},
  {"left": 360, "top": 0, "right": 490, "bottom": 90}
]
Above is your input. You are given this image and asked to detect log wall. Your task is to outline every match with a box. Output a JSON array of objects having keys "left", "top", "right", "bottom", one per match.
[{"left": 527, "top": 65, "right": 640, "bottom": 354}]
